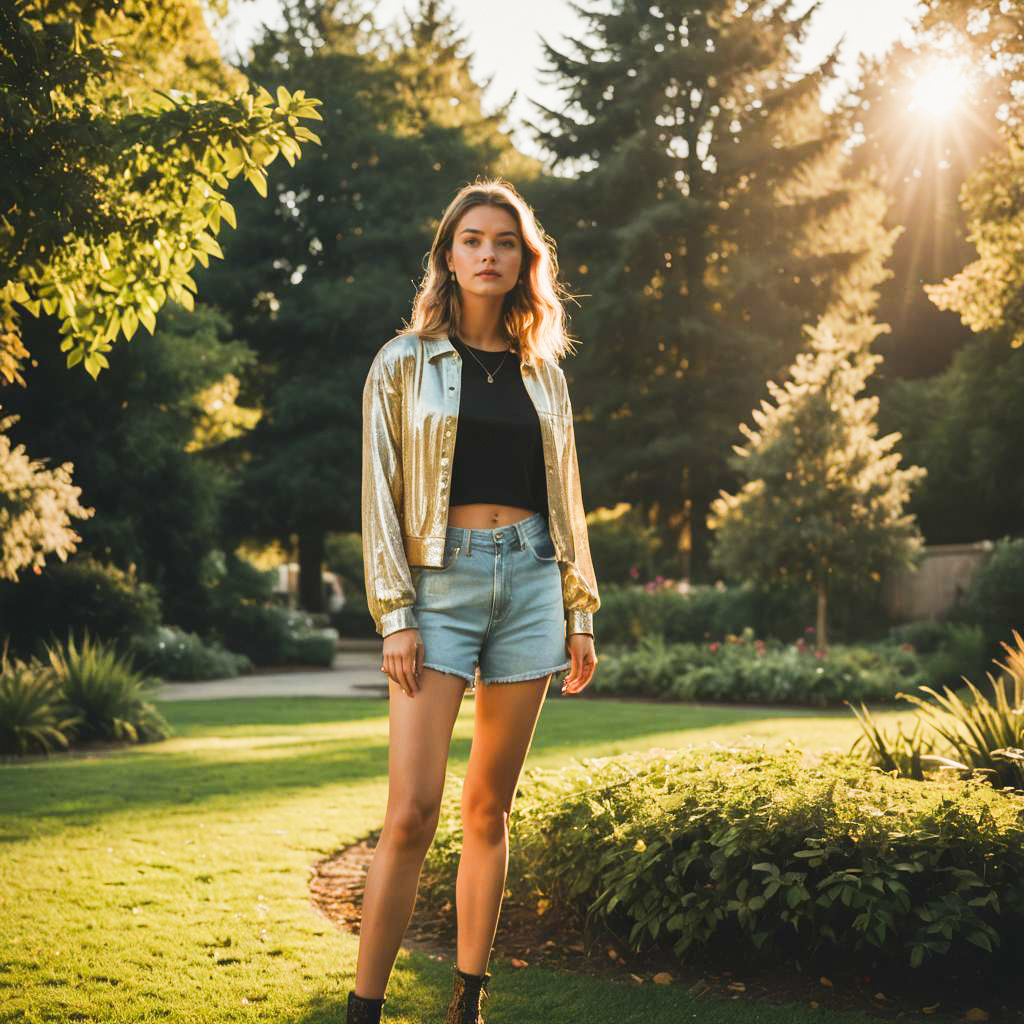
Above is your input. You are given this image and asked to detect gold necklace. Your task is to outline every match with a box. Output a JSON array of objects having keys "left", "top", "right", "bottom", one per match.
[{"left": 457, "top": 336, "right": 512, "bottom": 383}]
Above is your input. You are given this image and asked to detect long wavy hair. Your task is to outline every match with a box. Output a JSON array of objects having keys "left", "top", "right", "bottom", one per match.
[{"left": 403, "top": 177, "right": 579, "bottom": 365}]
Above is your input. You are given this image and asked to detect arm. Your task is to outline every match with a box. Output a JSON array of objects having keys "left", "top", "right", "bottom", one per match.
[
  {"left": 559, "top": 370, "right": 600, "bottom": 637},
  {"left": 361, "top": 350, "right": 419, "bottom": 638}
]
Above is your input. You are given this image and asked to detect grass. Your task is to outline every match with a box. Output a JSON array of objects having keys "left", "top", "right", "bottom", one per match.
[{"left": 0, "top": 691, "right": 918, "bottom": 1023}]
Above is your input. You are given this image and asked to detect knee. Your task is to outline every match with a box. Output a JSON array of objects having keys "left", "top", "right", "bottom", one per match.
[
  {"left": 461, "top": 790, "right": 509, "bottom": 845},
  {"left": 384, "top": 800, "right": 440, "bottom": 851}
]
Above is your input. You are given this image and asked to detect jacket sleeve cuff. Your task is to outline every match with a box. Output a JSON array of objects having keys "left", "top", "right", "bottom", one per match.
[
  {"left": 381, "top": 605, "right": 419, "bottom": 638},
  {"left": 566, "top": 609, "right": 594, "bottom": 636}
]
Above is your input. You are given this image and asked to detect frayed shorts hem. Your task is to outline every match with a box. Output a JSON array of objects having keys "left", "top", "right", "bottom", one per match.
[
  {"left": 420, "top": 662, "right": 477, "bottom": 684},
  {"left": 419, "top": 660, "right": 572, "bottom": 686},
  {"left": 479, "top": 660, "right": 571, "bottom": 685}
]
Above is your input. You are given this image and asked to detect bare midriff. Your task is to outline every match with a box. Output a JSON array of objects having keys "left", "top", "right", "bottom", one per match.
[{"left": 448, "top": 503, "right": 536, "bottom": 530}]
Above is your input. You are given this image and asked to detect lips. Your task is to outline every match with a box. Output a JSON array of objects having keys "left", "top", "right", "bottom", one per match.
[{"left": 477, "top": 271, "right": 500, "bottom": 278}]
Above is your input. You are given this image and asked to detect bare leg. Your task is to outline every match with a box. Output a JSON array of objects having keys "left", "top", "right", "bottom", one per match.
[
  {"left": 454, "top": 674, "right": 551, "bottom": 975},
  {"left": 353, "top": 668, "right": 468, "bottom": 999}
]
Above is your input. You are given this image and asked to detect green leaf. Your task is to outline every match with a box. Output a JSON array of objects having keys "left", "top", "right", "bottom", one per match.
[
  {"left": 245, "top": 167, "right": 268, "bottom": 198},
  {"left": 138, "top": 305, "right": 156, "bottom": 334}
]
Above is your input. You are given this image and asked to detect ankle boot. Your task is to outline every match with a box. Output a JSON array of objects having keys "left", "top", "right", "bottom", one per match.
[
  {"left": 346, "top": 989, "right": 386, "bottom": 1024},
  {"left": 443, "top": 963, "right": 491, "bottom": 1024}
]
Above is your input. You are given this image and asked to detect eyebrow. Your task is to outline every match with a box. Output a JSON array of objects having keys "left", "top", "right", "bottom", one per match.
[{"left": 458, "top": 228, "right": 519, "bottom": 237}]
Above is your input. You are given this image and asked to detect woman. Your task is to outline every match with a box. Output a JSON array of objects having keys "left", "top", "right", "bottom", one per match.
[{"left": 348, "top": 178, "right": 600, "bottom": 1024}]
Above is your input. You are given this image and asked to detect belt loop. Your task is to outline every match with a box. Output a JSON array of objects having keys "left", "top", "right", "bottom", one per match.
[
  {"left": 513, "top": 517, "right": 528, "bottom": 551},
  {"left": 464, "top": 526, "right": 473, "bottom": 557}
]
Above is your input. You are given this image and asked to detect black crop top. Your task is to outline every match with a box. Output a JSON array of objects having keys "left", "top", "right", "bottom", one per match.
[{"left": 448, "top": 334, "right": 549, "bottom": 516}]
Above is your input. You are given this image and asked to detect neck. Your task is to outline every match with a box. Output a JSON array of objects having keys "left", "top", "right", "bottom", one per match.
[{"left": 456, "top": 293, "right": 509, "bottom": 351}]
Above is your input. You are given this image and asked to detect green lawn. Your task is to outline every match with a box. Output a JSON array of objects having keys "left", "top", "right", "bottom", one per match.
[{"left": 0, "top": 693, "right": 914, "bottom": 1023}]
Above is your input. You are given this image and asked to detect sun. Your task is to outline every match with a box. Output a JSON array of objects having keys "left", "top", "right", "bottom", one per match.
[{"left": 909, "top": 62, "right": 972, "bottom": 120}]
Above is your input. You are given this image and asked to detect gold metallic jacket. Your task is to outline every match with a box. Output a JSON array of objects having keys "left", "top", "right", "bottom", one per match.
[{"left": 361, "top": 332, "right": 600, "bottom": 639}]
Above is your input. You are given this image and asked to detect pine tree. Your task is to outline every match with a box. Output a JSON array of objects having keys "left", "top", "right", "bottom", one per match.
[
  {"left": 708, "top": 311, "right": 926, "bottom": 648},
  {"left": 382, "top": 0, "right": 541, "bottom": 179},
  {"left": 529, "top": 0, "right": 890, "bottom": 578}
]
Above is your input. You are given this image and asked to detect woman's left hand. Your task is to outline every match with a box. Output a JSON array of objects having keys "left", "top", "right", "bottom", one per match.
[{"left": 562, "top": 633, "right": 598, "bottom": 695}]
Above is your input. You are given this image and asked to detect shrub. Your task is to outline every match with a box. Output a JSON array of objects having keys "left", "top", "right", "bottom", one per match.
[
  {"left": 0, "top": 556, "right": 162, "bottom": 659},
  {"left": 595, "top": 582, "right": 812, "bottom": 646},
  {"left": 420, "top": 746, "right": 1024, "bottom": 976},
  {"left": 888, "top": 619, "right": 954, "bottom": 655},
  {"left": 888, "top": 619, "right": 989, "bottom": 687},
  {"left": 128, "top": 625, "right": 252, "bottom": 681},
  {"left": 284, "top": 627, "right": 338, "bottom": 668},
  {"left": 43, "top": 632, "right": 171, "bottom": 747},
  {"left": 0, "top": 644, "right": 76, "bottom": 757},
  {"left": 210, "top": 604, "right": 337, "bottom": 667},
  {"left": 847, "top": 631, "right": 1024, "bottom": 792},
  {"left": 591, "top": 634, "right": 927, "bottom": 707},
  {"left": 585, "top": 506, "right": 663, "bottom": 584},
  {"left": 204, "top": 550, "right": 277, "bottom": 616},
  {"left": 959, "top": 535, "right": 1024, "bottom": 653}
]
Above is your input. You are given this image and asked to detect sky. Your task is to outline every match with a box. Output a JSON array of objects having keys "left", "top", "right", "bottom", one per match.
[{"left": 212, "top": 0, "right": 925, "bottom": 155}]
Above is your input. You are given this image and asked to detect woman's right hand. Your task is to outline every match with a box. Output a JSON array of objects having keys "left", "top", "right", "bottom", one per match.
[{"left": 381, "top": 628, "right": 424, "bottom": 696}]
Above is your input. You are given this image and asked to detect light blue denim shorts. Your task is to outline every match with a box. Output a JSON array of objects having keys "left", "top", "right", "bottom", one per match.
[{"left": 409, "top": 511, "right": 572, "bottom": 686}]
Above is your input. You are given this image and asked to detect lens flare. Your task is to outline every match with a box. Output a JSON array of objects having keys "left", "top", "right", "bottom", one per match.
[{"left": 909, "top": 63, "right": 971, "bottom": 120}]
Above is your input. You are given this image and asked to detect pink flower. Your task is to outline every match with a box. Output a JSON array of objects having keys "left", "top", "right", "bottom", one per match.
[
  {"left": 709, "top": 642, "right": 720, "bottom": 652},
  {"left": 805, "top": 626, "right": 816, "bottom": 635},
  {"left": 629, "top": 566, "right": 640, "bottom": 579},
  {"left": 814, "top": 649, "right": 825, "bottom": 659},
  {"left": 644, "top": 582, "right": 656, "bottom": 592}
]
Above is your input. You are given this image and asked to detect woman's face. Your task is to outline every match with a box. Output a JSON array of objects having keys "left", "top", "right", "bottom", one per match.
[{"left": 445, "top": 204, "right": 525, "bottom": 300}]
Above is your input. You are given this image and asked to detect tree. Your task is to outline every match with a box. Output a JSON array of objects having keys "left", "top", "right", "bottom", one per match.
[
  {"left": 0, "top": 410, "right": 93, "bottom": 580},
  {"left": 382, "top": 0, "right": 539, "bottom": 179},
  {"left": 1, "top": 302, "right": 258, "bottom": 628},
  {"left": 841, "top": 41, "right": 999, "bottom": 380},
  {"left": 917, "top": 2, "right": 1024, "bottom": 347},
  {"left": 708, "top": 313, "right": 926, "bottom": 648},
  {"left": 0, "top": 0, "right": 322, "bottom": 383},
  {"left": 198, "top": 0, "right": 528, "bottom": 610},
  {"left": 529, "top": 0, "right": 895, "bottom": 578},
  {"left": 879, "top": 328, "right": 1024, "bottom": 544}
]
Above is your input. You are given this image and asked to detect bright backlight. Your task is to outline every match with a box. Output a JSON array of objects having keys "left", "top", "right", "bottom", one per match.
[{"left": 909, "top": 64, "right": 971, "bottom": 120}]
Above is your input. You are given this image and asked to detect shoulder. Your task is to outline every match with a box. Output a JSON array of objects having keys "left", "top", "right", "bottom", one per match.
[
  {"left": 366, "top": 332, "right": 429, "bottom": 384},
  {"left": 372, "top": 332, "right": 422, "bottom": 368},
  {"left": 530, "top": 355, "right": 567, "bottom": 387}
]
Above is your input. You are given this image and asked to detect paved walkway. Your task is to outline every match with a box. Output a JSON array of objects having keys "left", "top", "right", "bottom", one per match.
[{"left": 154, "top": 639, "right": 391, "bottom": 701}]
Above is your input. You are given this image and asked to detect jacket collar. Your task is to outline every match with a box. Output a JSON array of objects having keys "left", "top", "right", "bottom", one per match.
[{"left": 421, "top": 333, "right": 535, "bottom": 369}]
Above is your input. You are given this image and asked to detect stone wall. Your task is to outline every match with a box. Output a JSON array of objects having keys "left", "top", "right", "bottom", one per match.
[{"left": 883, "top": 542, "right": 993, "bottom": 622}]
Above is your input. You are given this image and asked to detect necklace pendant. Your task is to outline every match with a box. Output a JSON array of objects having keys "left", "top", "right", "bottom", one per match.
[{"left": 486, "top": 374, "right": 494, "bottom": 383}]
